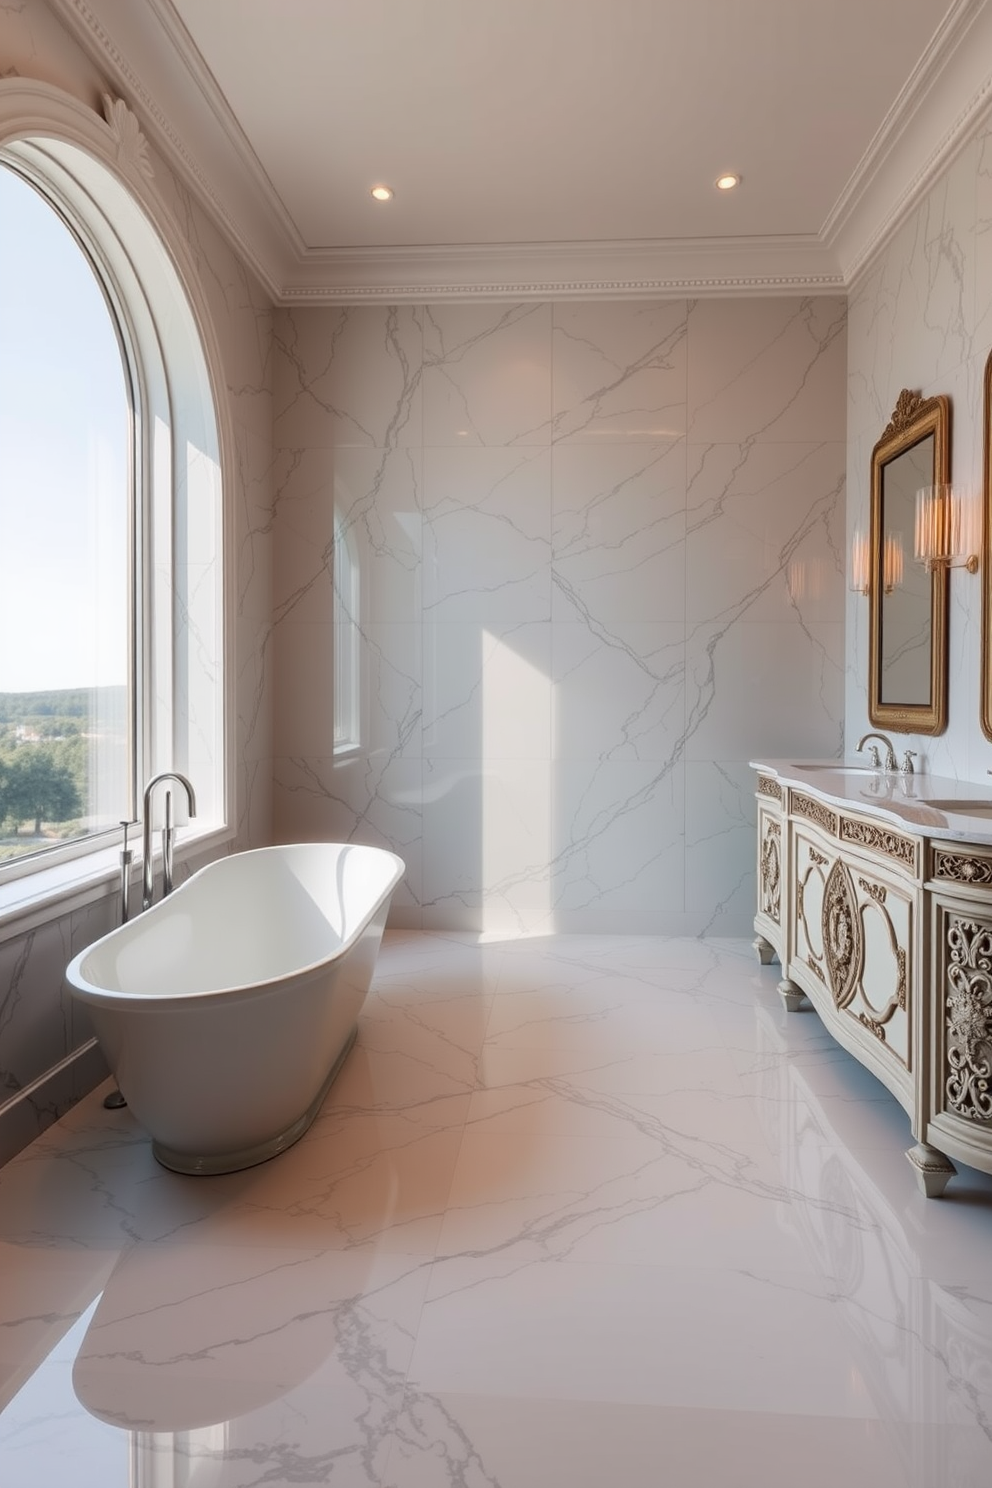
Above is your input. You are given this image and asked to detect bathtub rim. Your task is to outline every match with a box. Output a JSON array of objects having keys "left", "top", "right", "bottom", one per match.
[{"left": 65, "top": 841, "right": 405, "bottom": 1011}]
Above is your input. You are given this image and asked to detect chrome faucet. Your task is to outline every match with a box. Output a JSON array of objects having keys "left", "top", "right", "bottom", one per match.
[
  {"left": 142, "top": 772, "right": 197, "bottom": 910},
  {"left": 857, "top": 732, "right": 898, "bottom": 772}
]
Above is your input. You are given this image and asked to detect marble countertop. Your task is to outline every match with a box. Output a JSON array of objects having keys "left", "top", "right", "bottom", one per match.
[{"left": 751, "top": 758, "right": 992, "bottom": 843}]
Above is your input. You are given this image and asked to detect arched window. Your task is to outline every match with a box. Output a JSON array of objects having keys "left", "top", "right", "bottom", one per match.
[
  {"left": 0, "top": 88, "right": 229, "bottom": 901},
  {"left": 0, "top": 164, "right": 132, "bottom": 862}
]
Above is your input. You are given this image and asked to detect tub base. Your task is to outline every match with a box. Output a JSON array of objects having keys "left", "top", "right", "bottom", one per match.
[{"left": 152, "top": 1025, "right": 359, "bottom": 1176}]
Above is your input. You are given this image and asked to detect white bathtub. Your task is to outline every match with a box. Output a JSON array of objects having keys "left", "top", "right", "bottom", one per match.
[{"left": 66, "top": 842, "right": 404, "bottom": 1175}]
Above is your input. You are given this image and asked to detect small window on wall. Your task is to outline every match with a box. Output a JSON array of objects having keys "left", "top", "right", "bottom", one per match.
[
  {"left": 333, "top": 513, "right": 361, "bottom": 754},
  {"left": 0, "top": 165, "right": 132, "bottom": 865}
]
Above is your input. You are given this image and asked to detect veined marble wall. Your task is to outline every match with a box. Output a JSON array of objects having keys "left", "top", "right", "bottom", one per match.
[
  {"left": 0, "top": 0, "right": 275, "bottom": 1163},
  {"left": 273, "top": 297, "right": 846, "bottom": 936},
  {"left": 847, "top": 113, "right": 992, "bottom": 779}
]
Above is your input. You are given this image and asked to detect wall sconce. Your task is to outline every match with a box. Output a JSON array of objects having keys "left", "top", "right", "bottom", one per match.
[
  {"left": 914, "top": 483, "right": 981, "bottom": 573},
  {"left": 850, "top": 527, "right": 906, "bottom": 595},
  {"left": 850, "top": 528, "right": 870, "bottom": 595},
  {"left": 882, "top": 532, "right": 904, "bottom": 594}
]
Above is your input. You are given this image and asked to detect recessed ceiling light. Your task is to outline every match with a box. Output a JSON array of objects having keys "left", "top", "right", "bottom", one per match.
[
  {"left": 715, "top": 173, "right": 741, "bottom": 191},
  {"left": 370, "top": 184, "right": 394, "bottom": 202}
]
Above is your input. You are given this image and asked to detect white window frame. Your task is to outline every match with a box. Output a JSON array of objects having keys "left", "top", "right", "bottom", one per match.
[{"left": 0, "top": 82, "right": 235, "bottom": 939}]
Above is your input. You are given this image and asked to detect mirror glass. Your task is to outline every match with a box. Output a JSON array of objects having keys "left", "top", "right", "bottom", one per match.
[
  {"left": 878, "top": 435, "right": 933, "bottom": 705},
  {"left": 868, "top": 390, "right": 948, "bottom": 735}
]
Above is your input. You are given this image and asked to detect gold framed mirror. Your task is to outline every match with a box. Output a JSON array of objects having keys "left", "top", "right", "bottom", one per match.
[{"left": 868, "top": 388, "right": 949, "bottom": 735}]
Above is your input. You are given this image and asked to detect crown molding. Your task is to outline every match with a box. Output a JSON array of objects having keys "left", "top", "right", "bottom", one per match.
[
  {"left": 43, "top": 0, "right": 294, "bottom": 298},
  {"left": 38, "top": 0, "right": 992, "bottom": 304},
  {"left": 828, "top": 0, "right": 992, "bottom": 286},
  {"left": 281, "top": 237, "right": 844, "bottom": 303}
]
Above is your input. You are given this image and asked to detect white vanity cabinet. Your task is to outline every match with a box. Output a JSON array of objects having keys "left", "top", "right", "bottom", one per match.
[{"left": 753, "top": 763, "right": 992, "bottom": 1198}]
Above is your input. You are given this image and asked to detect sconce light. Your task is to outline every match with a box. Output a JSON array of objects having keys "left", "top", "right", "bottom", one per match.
[
  {"left": 850, "top": 527, "right": 906, "bottom": 596},
  {"left": 914, "top": 484, "right": 980, "bottom": 574},
  {"left": 850, "top": 528, "right": 870, "bottom": 596},
  {"left": 882, "top": 532, "right": 904, "bottom": 594}
]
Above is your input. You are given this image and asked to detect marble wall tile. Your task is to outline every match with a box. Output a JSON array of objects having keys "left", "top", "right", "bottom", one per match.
[
  {"left": 273, "top": 754, "right": 424, "bottom": 916},
  {"left": 686, "top": 441, "right": 845, "bottom": 625},
  {"left": 423, "top": 447, "right": 552, "bottom": 623},
  {"left": 275, "top": 307, "right": 422, "bottom": 450},
  {"left": 423, "top": 622, "right": 551, "bottom": 760},
  {"left": 422, "top": 303, "right": 552, "bottom": 447},
  {"left": 846, "top": 113, "right": 992, "bottom": 787},
  {"left": 551, "top": 759, "right": 686, "bottom": 931},
  {"left": 552, "top": 623, "right": 685, "bottom": 763},
  {"left": 688, "top": 298, "right": 847, "bottom": 444},
  {"left": 274, "top": 296, "right": 846, "bottom": 935},
  {"left": 552, "top": 301, "right": 688, "bottom": 443},
  {"left": 687, "top": 619, "right": 844, "bottom": 761},
  {"left": 552, "top": 442, "right": 686, "bottom": 624},
  {"left": 0, "top": 921, "right": 72, "bottom": 1106},
  {"left": 421, "top": 758, "right": 554, "bottom": 936}
]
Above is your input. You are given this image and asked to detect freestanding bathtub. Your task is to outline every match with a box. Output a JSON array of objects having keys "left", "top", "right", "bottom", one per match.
[{"left": 66, "top": 842, "right": 404, "bottom": 1175}]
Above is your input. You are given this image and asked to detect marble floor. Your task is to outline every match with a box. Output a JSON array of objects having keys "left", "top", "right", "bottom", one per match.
[{"left": 2, "top": 932, "right": 992, "bottom": 1487}]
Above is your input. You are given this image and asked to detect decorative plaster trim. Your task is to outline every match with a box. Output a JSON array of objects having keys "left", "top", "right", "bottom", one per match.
[
  {"left": 834, "top": 0, "right": 992, "bottom": 287},
  {"left": 41, "top": 0, "right": 992, "bottom": 304}
]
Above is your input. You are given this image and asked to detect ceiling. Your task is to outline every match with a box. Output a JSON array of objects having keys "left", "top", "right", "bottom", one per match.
[{"left": 42, "top": 0, "right": 992, "bottom": 301}]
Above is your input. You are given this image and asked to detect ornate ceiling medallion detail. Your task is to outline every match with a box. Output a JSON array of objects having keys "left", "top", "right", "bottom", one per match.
[
  {"left": 945, "top": 918, "right": 992, "bottom": 1123},
  {"left": 102, "top": 93, "right": 154, "bottom": 181}
]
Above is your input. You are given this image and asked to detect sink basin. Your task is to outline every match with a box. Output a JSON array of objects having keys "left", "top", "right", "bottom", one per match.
[
  {"left": 791, "top": 762, "right": 877, "bottom": 774},
  {"left": 918, "top": 799, "right": 992, "bottom": 817}
]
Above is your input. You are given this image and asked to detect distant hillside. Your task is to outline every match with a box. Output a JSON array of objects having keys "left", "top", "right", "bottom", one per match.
[{"left": 0, "top": 687, "right": 128, "bottom": 724}]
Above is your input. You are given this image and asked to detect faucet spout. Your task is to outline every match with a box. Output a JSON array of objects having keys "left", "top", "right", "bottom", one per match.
[
  {"left": 141, "top": 772, "right": 197, "bottom": 911},
  {"left": 856, "top": 732, "right": 898, "bottom": 772}
]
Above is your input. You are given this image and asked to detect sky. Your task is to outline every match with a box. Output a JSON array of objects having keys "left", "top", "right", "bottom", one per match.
[{"left": 0, "top": 163, "right": 129, "bottom": 694}]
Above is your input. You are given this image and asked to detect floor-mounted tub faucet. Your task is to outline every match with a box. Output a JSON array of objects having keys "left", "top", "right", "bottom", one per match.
[{"left": 141, "top": 772, "right": 197, "bottom": 911}]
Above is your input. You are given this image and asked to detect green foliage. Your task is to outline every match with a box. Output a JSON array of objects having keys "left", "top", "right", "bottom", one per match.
[{"left": 0, "top": 742, "right": 83, "bottom": 836}]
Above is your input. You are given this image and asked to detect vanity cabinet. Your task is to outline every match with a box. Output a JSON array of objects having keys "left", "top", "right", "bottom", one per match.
[{"left": 754, "top": 765, "right": 992, "bottom": 1197}]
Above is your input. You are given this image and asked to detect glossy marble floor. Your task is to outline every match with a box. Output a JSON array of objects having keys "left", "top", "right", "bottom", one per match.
[{"left": 2, "top": 932, "right": 992, "bottom": 1487}]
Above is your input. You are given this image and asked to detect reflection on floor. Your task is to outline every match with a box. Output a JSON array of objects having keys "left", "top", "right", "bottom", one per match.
[{"left": 1, "top": 932, "right": 992, "bottom": 1487}]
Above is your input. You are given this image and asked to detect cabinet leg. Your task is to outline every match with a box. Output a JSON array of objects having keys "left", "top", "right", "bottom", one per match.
[
  {"left": 777, "top": 977, "right": 806, "bottom": 1012},
  {"left": 753, "top": 934, "right": 778, "bottom": 966},
  {"left": 906, "top": 1143, "right": 957, "bottom": 1198}
]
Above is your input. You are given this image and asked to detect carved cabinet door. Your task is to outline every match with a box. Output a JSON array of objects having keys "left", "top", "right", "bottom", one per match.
[
  {"left": 792, "top": 826, "right": 913, "bottom": 1073},
  {"left": 928, "top": 897, "right": 992, "bottom": 1164}
]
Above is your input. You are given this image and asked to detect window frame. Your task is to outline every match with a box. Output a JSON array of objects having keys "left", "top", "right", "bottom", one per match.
[{"left": 0, "top": 81, "right": 235, "bottom": 939}]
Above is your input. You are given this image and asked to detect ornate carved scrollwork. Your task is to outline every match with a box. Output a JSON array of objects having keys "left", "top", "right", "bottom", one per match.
[
  {"left": 793, "top": 793, "right": 838, "bottom": 836},
  {"left": 809, "top": 846, "right": 828, "bottom": 867},
  {"left": 839, "top": 817, "right": 917, "bottom": 870},
  {"left": 932, "top": 849, "right": 992, "bottom": 887},
  {"left": 859, "top": 1011, "right": 889, "bottom": 1043},
  {"left": 880, "top": 388, "right": 926, "bottom": 442},
  {"left": 102, "top": 94, "right": 155, "bottom": 180},
  {"left": 757, "top": 776, "right": 783, "bottom": 802},
  {"left": 858, "top": 876, "right": 887, "bottom": 905},
  {"left": 760, "top": 821, "right": 781, "bottom": 922},
  {"left": 823, "top": 859, "right": 861, "bottom": 1009},
  {"left": 945, "top": 919, "right": 992, "bottom": 1124}
]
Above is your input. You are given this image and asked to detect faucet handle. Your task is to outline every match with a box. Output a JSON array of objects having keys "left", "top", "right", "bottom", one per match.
[
  {"left": 901, "top": 750, "right": 917, "bottom": 775},
  {"left": 863, "top": 743, "right": 881, "bottom": 768}
]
